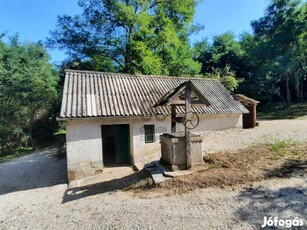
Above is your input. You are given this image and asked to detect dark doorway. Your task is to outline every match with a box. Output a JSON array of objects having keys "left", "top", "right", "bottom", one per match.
[
  {"left": 101, "top": 124, "right": 130, "bottom": 166},
  {"left": 243, "top": 105, "right": 256, "bottom": 129}
]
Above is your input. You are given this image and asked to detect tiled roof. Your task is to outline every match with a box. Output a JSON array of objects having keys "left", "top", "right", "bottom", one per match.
[{"left": 59, "top": 70, "right": 248, "bottom": 119}]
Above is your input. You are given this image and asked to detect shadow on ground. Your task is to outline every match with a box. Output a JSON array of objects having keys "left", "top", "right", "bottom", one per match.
[
  {"left": 0, "top": 145, "right": 67, "bottom": 195},
  {"left": 61, "top": 159, "right": 307, "bottom": 201},
  {"left": 235, "top": 184, "right": 307, "bottom": 228},
  {"left": 267, "top": 159, "right": 307, "bottom": 178},
  {"left": 62, "top": 170, "right": 150, "bottom": 203},
  {"left": 235, "top": 159, "right": 307, "bottom": 228}
]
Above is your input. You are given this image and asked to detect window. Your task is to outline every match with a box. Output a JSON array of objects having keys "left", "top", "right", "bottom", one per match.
[{"left": 144, "top": 125, "right": 155, "bottom": 143}]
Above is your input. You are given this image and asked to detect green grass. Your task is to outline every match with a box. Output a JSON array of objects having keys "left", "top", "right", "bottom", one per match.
[
  {"left": 0, "top": 147, "right": 34, "bottom": 164},
  {"left": 54, "top": 128, "right": 66, "bottom": 136},
  {"left": 257, "top": 103, "right": 307, "bottom": 120},
  {"left": 269, "top": 140, "right": 288, "bottom": 160},
  {"left": 267, "top": 140, "right": 303, "bottom": 161},
  {"left": 270, "top": 140, "right": 287, "bottom": 152}
]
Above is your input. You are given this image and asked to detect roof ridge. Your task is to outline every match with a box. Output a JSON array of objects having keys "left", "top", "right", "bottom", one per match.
[
  {"left": 65, "top": 69, "right": 218, "bottom": 81},
  {"left": 65, "top": 69, "right": 130, "bottom": 76}
]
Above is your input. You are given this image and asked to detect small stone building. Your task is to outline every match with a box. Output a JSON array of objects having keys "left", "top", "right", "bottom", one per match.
[{"left": 58, "top": 70, "right": 248, "bottom": 181}]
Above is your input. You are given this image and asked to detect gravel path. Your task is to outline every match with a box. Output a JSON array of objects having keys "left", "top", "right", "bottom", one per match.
[
  {"left": 0, "top": 120, "right": 306, "bottom": 229},
  {"left": 0, "top": 173, "right": 306, "bottom": 229},
  {"left": 0, "top": 146, "right": 66, "bottom": 195},
  {"left": 203, "top": 119, "right": 307, "bottom": 153}
]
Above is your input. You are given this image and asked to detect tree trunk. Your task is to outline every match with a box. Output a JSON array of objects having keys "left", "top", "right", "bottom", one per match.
[
  {"left": 279, "top": 94, "right": 285, "bottom": 103},
  {"left": 296, "top": 82, "right": 301, "bottom": 102},
  {"left": 286, "top": 74, "right": 291, "bottom": 104},
  {"left": 27, "top": 111, "right": 34, "bottom": 147},
  {"left": 0, "top": 143, "right": 4, "bottom": 156},
  {"left": 300, "top": 80, "right": 304, "bottom": 102},
  {"left": 27, "top": 126, "right": 33, "bottom": 147}
]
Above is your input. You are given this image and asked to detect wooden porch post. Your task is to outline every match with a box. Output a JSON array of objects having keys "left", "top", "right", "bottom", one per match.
[{"left": 185, "top": 85, "right": 192, "bottom": 169}]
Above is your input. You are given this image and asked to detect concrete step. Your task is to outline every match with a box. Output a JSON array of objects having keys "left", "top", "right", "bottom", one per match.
[
  {"left": 144, "top": 162, "right": 172, "bottom": 185},
  {"left": 152, "top": 160, "right": 195, "bottom": 178}
]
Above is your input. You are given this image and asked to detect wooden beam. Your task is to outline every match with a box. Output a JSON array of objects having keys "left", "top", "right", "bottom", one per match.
[
  {"left": 169, "top": 100, "right": 206, "bottom": 106},
  {"left": 171, "top": 105, "right": 176, "bottom": 133},
  {"left": 185, "top": 86, "right": 192, "bottom": 169},
  {"left": 154, "top": 80, "right": 211, "bottom": 107}
]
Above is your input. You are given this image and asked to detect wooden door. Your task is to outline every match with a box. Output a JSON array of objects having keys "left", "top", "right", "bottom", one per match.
[{"left": 115, "top": 125, "right": 130, "bottom": 164}]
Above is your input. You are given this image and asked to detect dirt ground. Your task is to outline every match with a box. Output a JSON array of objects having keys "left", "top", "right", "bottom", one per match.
[
  {"left": 0, "top": 119, "right": 306, "bottom": 229},
  {"left": 151, "top": 143, "right": 307, "bottom": 195}
]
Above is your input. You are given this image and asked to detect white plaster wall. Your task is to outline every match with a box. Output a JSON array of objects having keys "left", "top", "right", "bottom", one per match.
[
  {"left": 66, "top": 119, "right": 103, "bottom": 180},
  {"left": 65, "top": 113, "right": 242, "bottom": 180},
  {"left": 65, "top": 117, "right": 170, "bottom": 180},
  {"left": 176, "top": 114, "right": 242, "bottom": 133},
  {"left": 132, "top": 116, "right": 171, "bottom": 163},
  {"left": 183, "top": 114, "right": 242, "bottom": 151},
  {"left": 132, "top": 114, "right": 242, "bottom": 163}
]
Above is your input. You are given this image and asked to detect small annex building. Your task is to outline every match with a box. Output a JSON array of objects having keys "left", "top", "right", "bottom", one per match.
[
  {"left": 234, "top": 94, "right": 260, "bottom": 129},
  {"left": 58, "top": 70, "right": 248, "bottom": 181}
]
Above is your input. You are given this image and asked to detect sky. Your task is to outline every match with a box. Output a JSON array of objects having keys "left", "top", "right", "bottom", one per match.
[{"left": 0, "top": 0, "right": 268, "bottom": 64}]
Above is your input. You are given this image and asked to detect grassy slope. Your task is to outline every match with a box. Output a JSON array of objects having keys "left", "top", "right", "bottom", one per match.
[{"left": 258, "top": 103, "right": 307, "bottom": 120}]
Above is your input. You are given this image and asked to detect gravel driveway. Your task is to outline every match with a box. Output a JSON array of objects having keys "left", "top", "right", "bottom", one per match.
[
  {"left": 204, "top": 119, "right": 307, "bottom": 153},
  {"left": 0, "top": 119, "right": 306, "bottom": 229}
]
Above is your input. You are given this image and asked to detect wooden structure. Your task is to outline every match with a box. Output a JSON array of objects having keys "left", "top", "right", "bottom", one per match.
[
  {"left": 234, "top": 94, "right": 259, "bottom": 129},
  {"left": 154, "top": 81, "right": 210, "bottom": 169}
]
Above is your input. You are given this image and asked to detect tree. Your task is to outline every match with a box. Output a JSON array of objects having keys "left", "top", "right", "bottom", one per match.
[
  {"left": 194, "top": 33, "right": 244, "bottom": 91},
  {"left": 250, "top": 0, "right": 306, "bottom": 104},
  {"left": 237, "top": 33, "right": 283, "bottom": 103},
  {"left": 47, "top": 0, "right": 202, "bottom": 76},
  {"left": 0, "top": 35, "right": 58, "bottom": 153},
  {"left": 193, "top": 0, "right": 306, "bottom": 104},
  {"left": 204, "top": 66, "right": 240, "bottom": 92},
  {"left": 197, "top": 32, "right": 244, "bottom": 74}
]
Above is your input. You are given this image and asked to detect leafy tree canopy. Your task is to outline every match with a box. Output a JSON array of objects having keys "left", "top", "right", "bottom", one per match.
[
  {"left": 204, "top": 65, "right": 241, "bottom": 92},
  {"left": 203, "top": 32, "right": 244, "bottom": 74},
  {"left": 47, "top": 0, "right": 202, "bottom": 76},
  {"left": 0, "top": 34, "right": 58, "bottom": 152},
  {"left": 194, "top": 0, "right": 306, "bottom": 104},
  {"left": 245, "top": 0, "right": 307, "bottom": 103},
  {"left": 193, "top": 32, "right": 243, "bottom": 91}
]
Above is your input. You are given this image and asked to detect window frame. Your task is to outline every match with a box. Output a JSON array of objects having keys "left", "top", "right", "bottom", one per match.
[{"left": 144, "top": 124, "right": 155, "bottom": 143}]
